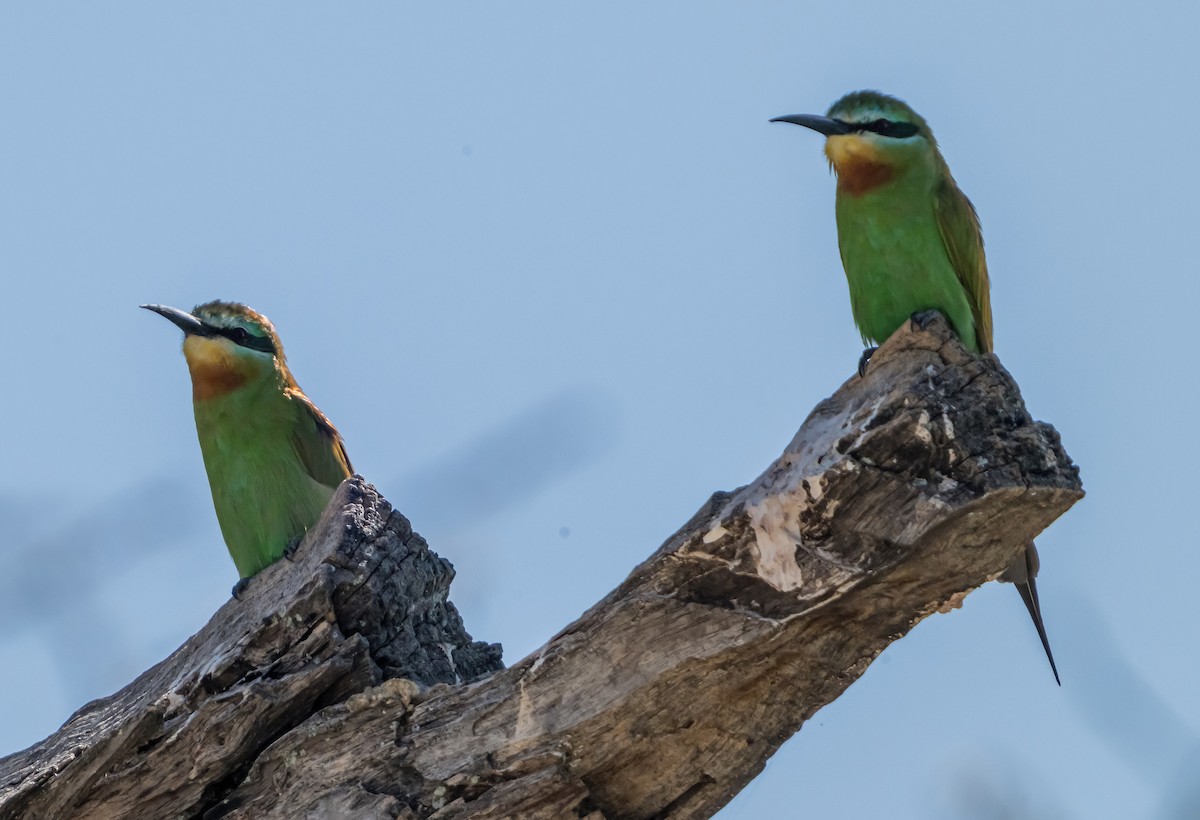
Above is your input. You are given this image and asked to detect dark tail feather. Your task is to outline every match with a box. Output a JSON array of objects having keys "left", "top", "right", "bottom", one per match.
[{"left": 1014, "top": 574, "right": 1061, "bottom": 686}]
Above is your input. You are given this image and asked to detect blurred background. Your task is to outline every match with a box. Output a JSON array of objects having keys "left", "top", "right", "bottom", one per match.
[{"left": 0, "top": 3, "right": 1196, "bottom": 817}]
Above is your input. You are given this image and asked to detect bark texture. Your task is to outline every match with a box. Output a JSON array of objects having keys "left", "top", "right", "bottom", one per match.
[{"left": 0, "top": 313, "right": 1082, "bottom": 820}]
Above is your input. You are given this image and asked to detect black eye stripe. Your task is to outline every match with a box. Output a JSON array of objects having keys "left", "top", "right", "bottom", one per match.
[
  {"left": 211, "top": 324, "right": 275, "bottom": 353},
  {"left": 853, "top": 119, "right": 920, "bottom": 139}
]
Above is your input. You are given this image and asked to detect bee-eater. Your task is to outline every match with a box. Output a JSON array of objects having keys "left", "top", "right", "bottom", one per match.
[
  {"left": 142, "top": 301, "right": 352, "bottom": 594},
  {"left": 772, "top": 90, "right": 1059, "bottom": 684}
]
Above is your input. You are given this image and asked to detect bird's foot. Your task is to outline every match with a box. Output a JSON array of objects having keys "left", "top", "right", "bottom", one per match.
[
  {"left": 231, "top": 577, "right": 251, "bottom": 600},
  {"left": 857, "top": 347, "right": 878, "bottom": 378},
  {"left": 282, "top": 535, "right": 303, "bottom": 562}
]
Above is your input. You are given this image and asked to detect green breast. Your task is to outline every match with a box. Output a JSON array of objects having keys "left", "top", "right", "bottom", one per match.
[
  {"left": 835, "top": 184, "right": 978, "bottom": 353},
  {"left": 192, "top": 384, "right": 334, "bottom": 578}
]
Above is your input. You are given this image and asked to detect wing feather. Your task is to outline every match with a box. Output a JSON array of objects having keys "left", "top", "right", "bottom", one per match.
[
  {"left": 285, "top": 388, "right": 353, "bottom": 489},
  {"left": 934, "top": 178, "right": 993, "bottom": 353}
]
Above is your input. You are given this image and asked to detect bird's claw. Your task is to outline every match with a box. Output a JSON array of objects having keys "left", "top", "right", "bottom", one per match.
[
  {"left": 231, "top": 577, "right": 251, "bottom": 600},
  {"left": 857, "top": 347, "right": 878, "bottom": 378},
  {"left": 283, "top": 535, "right": 303, "bottom": 562}
]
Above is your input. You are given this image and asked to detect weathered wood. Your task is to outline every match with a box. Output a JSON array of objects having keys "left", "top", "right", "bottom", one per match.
[
  {"left": 0, "top": 482, "right": 502, "bottom": 820},
  {"left": 0, "top": 313, "right": 1082, "bottom": 819}
]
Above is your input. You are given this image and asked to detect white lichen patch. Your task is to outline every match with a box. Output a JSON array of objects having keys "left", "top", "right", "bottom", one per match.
[
  {"left": 747, "top": 494, "right": 808, "bottom": 592},
  {"left": 836, "top": 393, "right": 888, "bottom": 458},
  {"left": 527, "top": 644, "right": 550, "bottom": 675},
  {"left": 514, "top": 645, "right": 554, "bottom": 740},
  {"left": 157, "top": 691, "right": 186, "bottom": 719},
  {"left": 709, "top": 381, "right": 939, "bottom": 598},
  {"left": 514, "top": 671, "right": 537, "bottom": 740},
  {"left": 441, "top": 643, "right": 462, "bottom": 684},
  {"left": 804, "top": 477, "right": 826, "bottom": 503},
  {"left": 712, "top": 395, "right": 882, "bottom": 595},
  {"left": 913, "top": 410, "right": 933, "bottom": 445},
  {"left": 735, "top": 463, "right": 859, "bottom": 594},
  {"left": 939, "top": 413, "right": 955, "bottom": 441}
]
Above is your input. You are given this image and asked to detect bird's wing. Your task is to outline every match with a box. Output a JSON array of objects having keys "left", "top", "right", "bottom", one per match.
[
  {"left": 934, "top": 178, "right": 993, "bottom": 353},
  {"left": 285, "top": 388, "right": 354, "bottom": 489}
]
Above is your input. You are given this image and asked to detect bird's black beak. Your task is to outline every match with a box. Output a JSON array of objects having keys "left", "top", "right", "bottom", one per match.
[
  {"left": 770, "top": 114, "right": 853, "bottom": 136},
  {"left": 140, "top": 304, "right": 210, "bottom": 337}
]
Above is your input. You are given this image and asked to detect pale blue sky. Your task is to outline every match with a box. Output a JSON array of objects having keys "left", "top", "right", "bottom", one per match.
[{"left": 2, "top": 3, "right": 1197, "bottom": 818}]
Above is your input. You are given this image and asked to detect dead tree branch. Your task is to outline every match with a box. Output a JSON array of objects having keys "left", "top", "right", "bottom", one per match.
[{"left": 0, "top": 313, "right": 1082, "bottom": 819}]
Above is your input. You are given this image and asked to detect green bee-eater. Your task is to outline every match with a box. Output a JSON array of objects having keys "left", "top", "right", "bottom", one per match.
[
  {"left": 772, "top": 90, "right": 1059, "bottom": 684},
  {"left": 142, "top": 301, "right": 352, "bottom": 593}
]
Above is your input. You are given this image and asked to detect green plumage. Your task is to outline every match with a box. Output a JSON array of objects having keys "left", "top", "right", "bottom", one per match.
[
  {"left": 836, "top": 170, "right": 988, "bottom": 352},
  {"left": 825, "top": 91, "right": 993, "bottom": 353},
  {"left": 193, "top": 378, "right": 350, "bottom": 579},
  {"left": 772, "top": 91, "right": 1058, "bottom": 684},
  {"left": 143, "top": 300, "right": 352, "bottom": 582}
]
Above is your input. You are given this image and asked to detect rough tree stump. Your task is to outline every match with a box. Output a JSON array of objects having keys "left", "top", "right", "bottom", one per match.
[{"left": 0, "top": 314, "right": 1082, "bottom": 819}]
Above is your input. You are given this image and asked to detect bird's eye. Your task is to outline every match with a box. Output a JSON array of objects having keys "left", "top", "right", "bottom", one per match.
[
  {"left": 230, "top": 328, "right": 250, "bottom": 343},
  {"left": 873, "top": 118, "right": 890, "bottom": 131}
]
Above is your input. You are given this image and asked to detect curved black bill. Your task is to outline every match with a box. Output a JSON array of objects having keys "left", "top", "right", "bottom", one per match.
[
  {"left": 770, "top": 114, "right": 853, "bottom": 136},
  {"left": 140, "top": 304, "right": 209, "bottom": 337}
]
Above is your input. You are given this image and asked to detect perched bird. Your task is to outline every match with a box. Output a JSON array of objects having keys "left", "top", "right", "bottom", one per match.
[
  {"left": 142, "top": 301, "right": 352, "bottom": 594},
  {"left": 772, "top": 90, "right": 1059, "bottom": 684}
]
